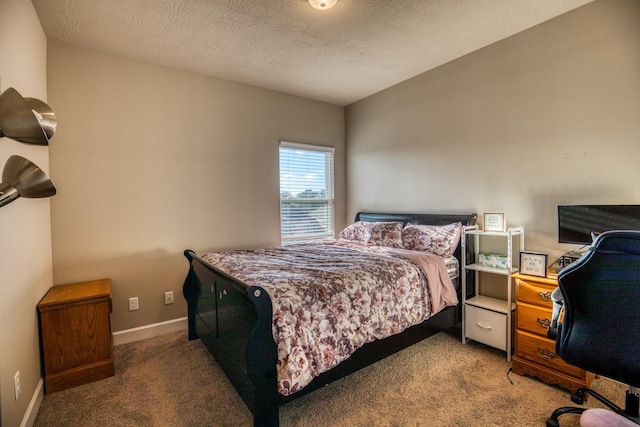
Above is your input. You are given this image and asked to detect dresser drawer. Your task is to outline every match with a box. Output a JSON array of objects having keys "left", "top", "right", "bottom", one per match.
[
  {"left": 516, "top": 302, "right": 552, "bottom": 337},
  {"left": 516, "top": 279, "right": 554, "bottom": 308},
  {"left": 465, "top": 305, "right": 507, "bottom": 351},
  {"left": 515, "top": 330, "right": 583, "bottom": 379}
]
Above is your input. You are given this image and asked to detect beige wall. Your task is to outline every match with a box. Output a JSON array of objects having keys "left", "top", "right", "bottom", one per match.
[
  {"left": 47, "top": 44, "right": 346, "bottom": 332},
  {"left": 346, "top": 0, "right": 640, "bottom": 262},
  {"left": 2, "top": 0, "right": 636, "bottom": 423},
  {"left": 0, "top": 0, "right": 52, "bottom": 425}
]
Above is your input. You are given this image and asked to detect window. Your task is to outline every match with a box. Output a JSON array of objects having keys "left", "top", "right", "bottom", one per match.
[{"left": 279, "top": 141, "right": 335, "bottom": 245}]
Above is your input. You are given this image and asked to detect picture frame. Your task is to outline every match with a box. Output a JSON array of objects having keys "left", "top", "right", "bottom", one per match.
[
  {"left": 519, "top": 251, "right": 548, "bottom": 278},
  {"left": 483, "top": 212, "right": 506, "bottom": 232}
]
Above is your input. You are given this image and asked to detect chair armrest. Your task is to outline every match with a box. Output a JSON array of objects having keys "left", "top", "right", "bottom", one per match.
[{"left": 548, "top": 286, "right": 564, "bottom": 340}]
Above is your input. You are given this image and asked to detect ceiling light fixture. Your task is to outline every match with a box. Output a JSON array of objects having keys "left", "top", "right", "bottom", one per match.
[{"left": 308, "top": 0, "right": 337, "bottom": 10}]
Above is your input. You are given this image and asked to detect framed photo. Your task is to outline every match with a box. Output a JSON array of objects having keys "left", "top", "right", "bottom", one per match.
[
  {"left": 483, "top": 212, "right": 506, "bottom": 232},
  {"left": 519, "top": 251, "right": 548, "bottom": 278}
]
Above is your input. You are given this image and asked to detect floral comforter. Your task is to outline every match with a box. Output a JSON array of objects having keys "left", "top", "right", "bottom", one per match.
[{"left": 201, "top": 240, "right": 458, "bottom": 396}]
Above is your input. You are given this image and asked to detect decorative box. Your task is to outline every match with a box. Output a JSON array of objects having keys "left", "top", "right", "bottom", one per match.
[{"left": 479, "top": 253, "right": 509, "bottom": 270}]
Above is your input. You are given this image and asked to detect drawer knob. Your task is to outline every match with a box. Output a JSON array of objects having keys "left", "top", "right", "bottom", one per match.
[
  {"left": 219, "top": 289, "right": 227, "bottom": 299},
  {"left": 538, "top": 291, "right": 552, "bottom": 301},
  {"left": 476, "top": 322, "right": 493, "bottom": 331},
  {"left": 537, "top": 317, "right": 551, "bottom": 329},
  {"left": 537, "top": 347, "right": 557, "bottom": 360}
]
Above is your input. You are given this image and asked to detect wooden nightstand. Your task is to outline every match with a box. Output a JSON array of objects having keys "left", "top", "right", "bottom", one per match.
[
  {"left": 511, "top": 273, "right": 595, "bottom": 394},
  {"left": 38, "top": 279, "right": 115, "bottom": 394}
]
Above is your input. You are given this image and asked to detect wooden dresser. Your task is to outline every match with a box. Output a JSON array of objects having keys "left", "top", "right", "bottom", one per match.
[
  {"left": 512, "top": 273, "right": 595, "bottom": 394},
  {"left": 38, "top": 279, "right": 115, "bottom": 394}
]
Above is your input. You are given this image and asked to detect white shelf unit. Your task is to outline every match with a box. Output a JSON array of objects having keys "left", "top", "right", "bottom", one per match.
[{"left": 461, "top": 225, "right": 524, "bottom": 361}]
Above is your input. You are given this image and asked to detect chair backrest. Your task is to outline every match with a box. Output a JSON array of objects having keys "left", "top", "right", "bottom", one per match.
[{"left": 556, "top": 230, "right": 640, "bottom": 388}]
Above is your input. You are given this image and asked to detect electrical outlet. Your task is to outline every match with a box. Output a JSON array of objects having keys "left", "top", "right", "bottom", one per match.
[
  {"left": 164, "top": 291, "right": 174, "bottom": 305},
  {"left": 128, "top": 297, "right": 139, "bottom": 311},
  {"left": 14, "top": 371, "right": 20, "bottom": 400}
]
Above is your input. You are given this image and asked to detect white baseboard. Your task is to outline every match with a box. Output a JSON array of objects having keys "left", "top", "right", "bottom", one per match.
[
  {"left": 21, "top": 378, "right": 43, "bottom": 427},
  {"left": 112, "top": 317, "right": 188, "bottom": 346}
]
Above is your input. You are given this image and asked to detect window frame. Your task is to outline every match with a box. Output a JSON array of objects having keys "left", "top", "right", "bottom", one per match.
[{"left": 279, "top": 140, "right": 335, "bottom": 245}]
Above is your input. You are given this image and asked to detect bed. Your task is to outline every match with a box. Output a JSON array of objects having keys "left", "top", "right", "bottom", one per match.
[{"left": 182, "top": 211, "right": 477, "bottom": 426}]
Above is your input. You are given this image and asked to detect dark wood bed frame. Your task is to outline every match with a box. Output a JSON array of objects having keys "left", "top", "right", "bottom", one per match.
[{"left": 182, "top": 212, "right": 477, "bottom": 426}]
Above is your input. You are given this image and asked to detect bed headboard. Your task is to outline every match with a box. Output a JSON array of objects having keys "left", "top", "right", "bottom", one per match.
[{"left": 354, "top": 212, "right": 477, "bottom": 228}]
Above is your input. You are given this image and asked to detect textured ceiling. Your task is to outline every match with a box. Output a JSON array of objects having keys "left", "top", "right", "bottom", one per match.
[{"left": 32, "top": 0, "right": 593, "bottom": 106}]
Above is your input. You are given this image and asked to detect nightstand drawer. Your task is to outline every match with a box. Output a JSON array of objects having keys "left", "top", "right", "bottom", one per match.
[
  {"left": 516, "top": 280, "right": 554, "bottom": 308},
  {"left": 515, "top": 330, "right": 583, "bottom": 379},
  {"left": 516, "top": 302, "right": 552, "bottom": 337},
  {"left": 465, "top": 305, "right": 507, "bottom": 351}
]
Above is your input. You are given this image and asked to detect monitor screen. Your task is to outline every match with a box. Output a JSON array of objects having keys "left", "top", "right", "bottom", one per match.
[{"left": 558, "top": 205, "right": 640, "bottom": 244}]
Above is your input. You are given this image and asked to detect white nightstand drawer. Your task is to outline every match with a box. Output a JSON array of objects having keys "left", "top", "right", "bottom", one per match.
[{"left": 465, "top": 304, "right": 507, "bottom": 350}]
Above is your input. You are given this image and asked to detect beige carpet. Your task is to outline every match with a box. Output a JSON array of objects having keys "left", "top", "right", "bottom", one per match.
[{"left": 33, "top": 328, "right": 626, "bottom": 426}]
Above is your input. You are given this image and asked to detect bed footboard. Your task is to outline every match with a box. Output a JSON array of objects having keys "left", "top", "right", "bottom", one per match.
[
  {"left": 182, "top": 250, "right": 279, "bottom": 426},
  {"left": 246, "top": 286, "right": 279, "bottom": 426}
]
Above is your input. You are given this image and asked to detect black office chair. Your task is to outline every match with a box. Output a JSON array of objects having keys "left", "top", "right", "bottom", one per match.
[{"left": 546, "top": 230, "right": 640, "bottom": 427}]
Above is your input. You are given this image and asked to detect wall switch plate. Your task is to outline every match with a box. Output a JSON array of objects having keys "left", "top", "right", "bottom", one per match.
[
  {"left": 128, "top": 297, "right": 139, "bottom": 311},
  {"left": 164, "top": 291, "right": 174, "bottom": 305}
]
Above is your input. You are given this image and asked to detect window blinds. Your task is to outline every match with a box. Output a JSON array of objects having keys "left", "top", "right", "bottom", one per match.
[{"left": 279, "top": 141, "right": 335, "bottom": 245}]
